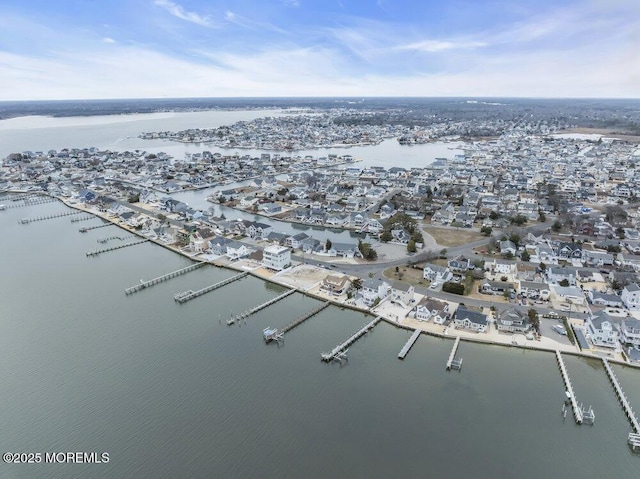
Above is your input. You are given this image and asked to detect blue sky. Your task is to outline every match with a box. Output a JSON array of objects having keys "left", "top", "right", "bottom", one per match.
[{"left": 0, "top": 0, "right": 638, "bottom": 100}]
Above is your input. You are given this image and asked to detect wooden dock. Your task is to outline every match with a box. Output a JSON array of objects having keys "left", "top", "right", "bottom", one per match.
[
  {"left": 244, "top": 289, "right": 297, "bottom": 317},
  {"left": 125, "top": 262, "right": 207, "bottom": 294},
  {"left": 398, "top": 329, "right": 422, "bottom": 360},
  {"left": 86, "top": 239, "right": 149, "bottom": 257},
  {"left": 174, "top": 272, "right": 248, "bottom": 303},
  {"left": 445, "top": 336, "right": 461, "bottom": 370},
  {"left": 555, "top": 350, "right": 583, "bottom": 424},
  {"left": 80, "top": 222, "right": 111, "bottom": 232},
  {"left": 280, "top": 301, "right": 330, "bottom": 335},
  {"left": 19, "top": 210, "right": 83, "bottom": 224},
  {"left": 71, "top": 214, "right": 96, "bottom": 223},
  {"left": 321, "top": 316, "right": 382, "bottom": 362},
  {"left": 602, "top": 358, "right": 640, "bottom": 435},
  {"left": 1, "top": 195, "right": 57, "bottom": 209}
]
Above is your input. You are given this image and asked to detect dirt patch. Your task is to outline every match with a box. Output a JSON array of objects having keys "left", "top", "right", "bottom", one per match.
[
  {"left": 566, "top": 128, "right": 640, "bottom": 143},
  {"left": 424, "top": 226, "right": 485, "bottom": 248},
  {"left": 383, "top": 265, "right": 429, "bottom": 287}
]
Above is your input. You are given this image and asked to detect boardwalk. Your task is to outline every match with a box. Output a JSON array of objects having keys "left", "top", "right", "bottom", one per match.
[
  {"left": 174, "top": 272, "right": 248, "bottom": 303},
  {"left": 398, "top": 329, "right": 422, "bottom": 360},
  {"left": 602, "top": 358, "right": 640, "bottom": 434},
  {"left": 445, "top": 336, "right": 461, "bottom": 370},
  {"left": 555, "top": 350, "right": 583, "bottom": 424},
  {"left": 125, "top": 262, "right": 207, "bottom": 294},
  {"left": 321, "top": 316, "right": 382, "bottom": 362}
]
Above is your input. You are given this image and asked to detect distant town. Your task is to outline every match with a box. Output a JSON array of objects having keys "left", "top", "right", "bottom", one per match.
[{"left": 3, "top": 108, "right": 640, "bottom": 365}]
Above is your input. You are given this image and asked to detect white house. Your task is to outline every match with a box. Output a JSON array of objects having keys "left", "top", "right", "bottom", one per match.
[
  {"left": 360, "top": 279, "right": 390, "bottom": 307},
  {"left": 586, "top": 313, "right": 620, "bottom": 349},
  {"left": 423, "top": 264, "right": 452, "bottom": 283},
  {"left": 262, "top": 245, "right": 291, "bottom": 271},
  {"left": 390, "top": 284, "right": 415, "bottom": 308},
  {"left": 621, "top": 283, "right": 640, "bottom": 310},
  {"left": 620, "top": 318, "right": 640, "bottom": 348}
]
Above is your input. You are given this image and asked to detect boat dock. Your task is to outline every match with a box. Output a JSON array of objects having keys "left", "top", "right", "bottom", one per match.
[
  {"left": 86, "top": 239, "right": 149, "bottom": 257},
  {"left": 445, "top": 336, "right": 462, "bottom": 370},
  {"left": 174, "top": 272, "right": 248, "bottom": 303},
  {"left": 79, "top": 222, "right": 111, "bottom": 232},
  {"left": 555, "top": 350, "right": 584, "bottom": 424},
  {"left": 19, "top": 210, "right": 83, "bottom": 224},
  {"left": 279, "top": 301, "right": 330, "bottom": 335},
  {"left": 398, "top": 329, "right": 422, "bottom": 360},
  {"left": 321, "top": 316, "right": 382, "bottom": 362},
  {"left": 244, "top": 289, "right": 297, "bottom": 318},
  {"left": 125, "top": 262, "right": 208, "bottom": 294},
  {"left": 0, "top": 195, "right": 57, "bottom": 209},
  {"left": 71, "top": 214, "right": 96, "bottom": 223},
  {"left": 602, "top": 358, "right": 640, "bottom": 441}
]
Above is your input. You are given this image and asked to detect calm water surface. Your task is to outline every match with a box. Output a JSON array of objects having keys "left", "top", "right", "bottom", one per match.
[{"left": 1, "top": 200, "right": 639, "bottom": 478}]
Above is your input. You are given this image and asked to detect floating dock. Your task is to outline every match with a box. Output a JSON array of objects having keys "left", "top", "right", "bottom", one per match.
[
  {"left": 174, "top": 272, "right": 248, "bottom": 303},
  {"left": 19, "top": 210, "right": 83, "bottom": 224},
  {"left": 602, "top": 358, "right": 640, "bottom": 444},
  {"left": 125, "top": 262, "right": 207, "bottom": 294},
  {"left": 398, "top": 329, "right": 422, "bottom": 360},
  {"left": 555, "top": 350, "right": 583, "bottom": 424},
  {"left": 321, "top": 316, "right": 382, "bottom": 362},
  {"left": 86, "top": 239, "right": 149, "bottom": 257},
  {"left": 445, "top": 336, "right": 461, "bottom": 370},
  {"left": 244, "top": 289, "right": 297, "bottom": 317}
]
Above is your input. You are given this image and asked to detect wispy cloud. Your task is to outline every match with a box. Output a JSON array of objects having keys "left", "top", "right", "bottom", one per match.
[
  {"left": 154, "top": 0, "right": 215, "bottom": 27},
  {"left": 399, "top": 40, "right": 488, "bottom": 53},
  {"left": 224, "top": 10, "right": 287, "bottom": 33},
  {"left": 102, "top": 37, "right": 116, "bottom": 44},
  {"left": 281, "top": 0, "right": 300, "bottom": 7}
]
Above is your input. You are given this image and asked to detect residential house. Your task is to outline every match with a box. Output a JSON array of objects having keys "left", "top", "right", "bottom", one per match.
[
  {"left": 621, "top": 283, "right": 640, "bottom": 310},
  {"left": 496, "top": 308, "right": 531, "bottom": 333},
  {"left": 519, "top": 281, "right": 551, "bottom": 300},
  {"left": 414, "top": 297, "right": 451, "bottom": 324},
  {"left": 286, "top": 232, "right": 310, "bottom": 249},
  {"left": 620, "top": 318, "right": 640, "bottom": 348},
  {"left": 321, "top": 275, "right": 350, "bottom": 296},
  {"left": 423, "top": 264, "right": 453, "bottom": 283},
  {"left": 360, "top": 279, "right": 390, "bottom": 307},
  {"left": 453, "top": 306, "right": 488, "bottom": 333},
  {"left": 547, "top": 267, "right": 578, "bottom": 286},
  {"left": 262, "top": 245, "right": 291, "bottom": 271},
  {"left": 390, "top": 284, "right": 415, "bottom": 308},
  {"left": 587, "top": 291, "right": 624, "bottom": 308},
  {"left": 586, "top": 313, "right": 620, "bottom": 349}
]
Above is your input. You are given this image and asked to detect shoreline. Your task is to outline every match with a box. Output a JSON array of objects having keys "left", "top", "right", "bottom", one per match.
[{"left": 8, "top": 190, "right": 640, "bottom": 369}]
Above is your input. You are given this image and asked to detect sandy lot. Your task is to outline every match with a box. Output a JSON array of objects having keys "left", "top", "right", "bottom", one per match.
[{"left": 273, "top": 264, "right": 330, "bottom": 291}]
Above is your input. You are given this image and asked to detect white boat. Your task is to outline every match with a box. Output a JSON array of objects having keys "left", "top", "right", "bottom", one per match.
[{"left": 552, "top": 324, "right": 567, "bottom": 336}]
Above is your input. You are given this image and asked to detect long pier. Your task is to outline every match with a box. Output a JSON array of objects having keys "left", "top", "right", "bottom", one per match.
[
  {"left": 71, "top": 214, "right": 96, "bottom": 223},
  {"left": 125, "top": 262, "right": 207, "bottom": 294},
  {"left": 555, "top": 350, "right": 583, "bottom": 424},
  {"left": 398, "top": 329, "right": 422, "bottom": 360},
  {"left": 174, "top": 272, "right": 248, "bottom": 303},
  {"left": 446, "top": 336, "right": 462, "bottom": 370},
  {"left": 80, "top": 223, "right": 111, "bottom": 232},
  {"left": 244, "top": 289, "right": 297, "bottom": 317},
  {"left": 321, "top": 316, "right": 382, "bottom": 362},
  {"left": 279, "top": 301, "right": 330, "bottom": 335},
  {"left": 19, "top": 210, "right": 83, "bottom": 223},
  {"left": 602, "top": 358, "right": 640, "bottom": 435},
  {"left": 1, "top": 195, "right": 57, "bottom": 209},
  {"left": 86, "top": 239, "right": 149, "bottom": 257}
]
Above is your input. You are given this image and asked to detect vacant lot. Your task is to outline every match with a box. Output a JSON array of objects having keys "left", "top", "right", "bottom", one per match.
[
  {"left": 383, "top": 265, "right": 429, "bottom": 287},
  {"left": 424, "top": 226, "right": 485, "bottom": 248}
]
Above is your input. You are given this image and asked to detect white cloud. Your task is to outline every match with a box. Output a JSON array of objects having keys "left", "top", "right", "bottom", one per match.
[
  {"left": 102, "top": 37, "right": 116, "bottom": 44},
  {"left": 400, "top": 40, "right": 488, "bottom": 53},
  {"left": 281, "top": 0, "right": 300, "bottom": 7},
  {"left": 154, "top": 0, "right": 214, "bottom": 27}
]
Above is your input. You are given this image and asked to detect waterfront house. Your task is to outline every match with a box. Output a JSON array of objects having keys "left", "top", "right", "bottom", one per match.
[
  {"left": 414, "top": 297, "right": 451, "bottom": 324},
  {"left": 286, "top": 232, "right": 310, "bottom": 249},
  {"left": 328, "top": 242, "right": 360, "bottom": 258},
  {"left": 453, "top": 306, "right": 488, "bottom": 333},
  {"left": 321, "top": 274, "right": 350, "bottom": 296},
  {"left": 620, "top": 318, "right": 640, "bottom": 348},
  {"left": 621, "top": 283, "right": 640, "bottom": 310},
  {"left": 496, "top": 308, "right": 531, "bottom": 333},
  {"left": 360, "top": 279, "right": 390, "bottom": 307},
  {"left": 586, "top": 313, "right": 620, "bottom": 349},
  {"left": 262, "top": 245, "right": 291, "bottom": 271},
  {"left": 390, "top": 283, "right": 415, "bottom": 308},
  {"left": 247, "top": 221, "right": 271, "bottom": 240}
]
